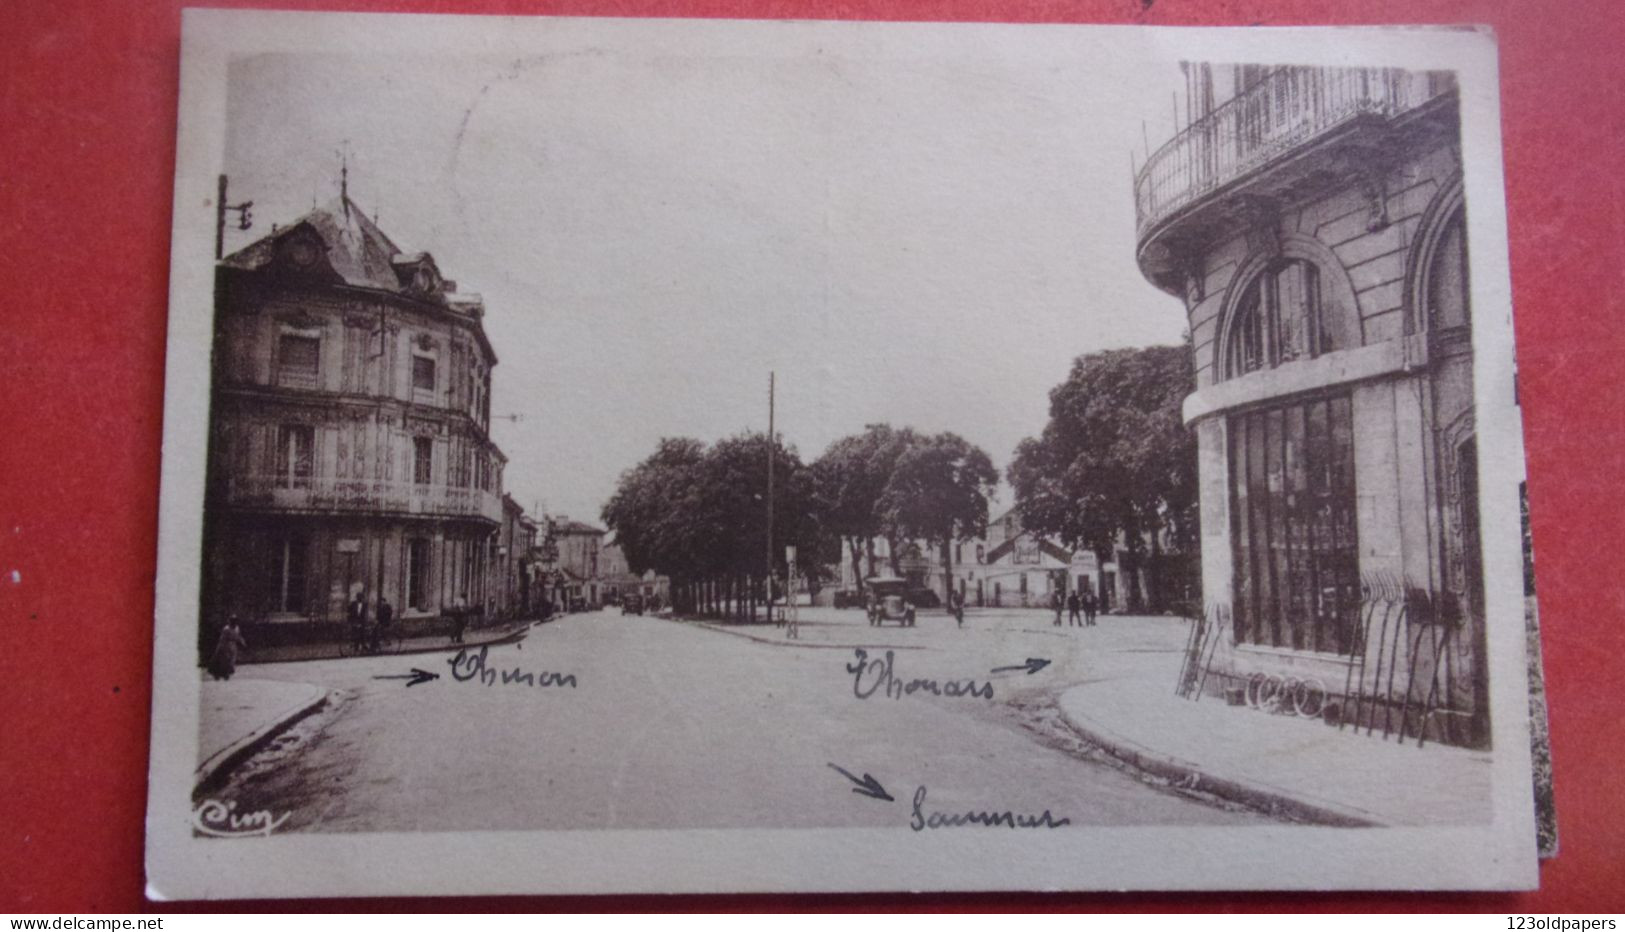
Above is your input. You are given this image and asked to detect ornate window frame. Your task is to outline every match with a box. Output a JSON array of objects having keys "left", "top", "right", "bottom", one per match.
[{"left": 1215, "top": 233, "right": 1361, "bottom": 383}]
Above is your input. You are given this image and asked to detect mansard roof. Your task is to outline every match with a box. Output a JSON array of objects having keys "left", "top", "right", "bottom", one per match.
[
  {"left": 222, "top": 196, "right": 407, "bottom": 290},
  {"left": 220, "top": 195, "right": 495, "bottom": 361}
]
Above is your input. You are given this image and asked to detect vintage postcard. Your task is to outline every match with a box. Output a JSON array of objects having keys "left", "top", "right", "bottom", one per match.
[{"left": 146, "top": 10, "right": 1540, "bottom": 898}]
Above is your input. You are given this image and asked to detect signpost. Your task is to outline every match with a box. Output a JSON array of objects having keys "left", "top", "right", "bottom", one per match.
[{"left": 784, "top": 544, "right": 799, "bottom": 640}]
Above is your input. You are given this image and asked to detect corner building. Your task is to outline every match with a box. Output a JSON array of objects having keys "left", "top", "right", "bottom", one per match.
[
  {"left": 1135, "top": 66, "right": 1487, "bottom": 746},
  {"left": 202, "top": 196, "right": 507, "bottom": 637}
]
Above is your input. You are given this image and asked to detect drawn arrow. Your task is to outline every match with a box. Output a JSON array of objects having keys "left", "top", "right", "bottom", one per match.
[
  {"left": 371, "top": 668, "right": 440, "bottom": 687},
  {"left": 990, "top": 658, "right": 1051, "bottom": 675},
  {"left": 827, "top": 763, "right": 895, "bottom": 802}
]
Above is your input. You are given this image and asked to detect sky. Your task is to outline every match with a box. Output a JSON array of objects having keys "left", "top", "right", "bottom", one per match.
[{"left": 220, "top": 23, "right": 1191, "bottom": 524}]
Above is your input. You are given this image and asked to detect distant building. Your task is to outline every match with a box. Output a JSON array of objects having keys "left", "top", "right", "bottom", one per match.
[
  {"left": 967, "top": 509, "right": 1072, "bottom": 608},
  {"left": 201, "top": 193, "right": 509, "bottom": 638},
  {"left": 497, "top": 495, "right": 540, "bottom": 618},
  {"left": 831, "top": 509, "right": 1105, "bottom": 610},
  {"left": 1134, "top": 65, "right": 1486, "bottom": 745},
  {"left": 548, "top": 517, "right": 605, "bottom": 608},
  {"left": 598, "top": 540, "right": 671, "bottom": 608}
]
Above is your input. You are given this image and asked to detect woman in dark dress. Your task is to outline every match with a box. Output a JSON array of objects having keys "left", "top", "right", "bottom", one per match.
[{"left": 208, "top": 617, "right": 249, "bottom": 680}]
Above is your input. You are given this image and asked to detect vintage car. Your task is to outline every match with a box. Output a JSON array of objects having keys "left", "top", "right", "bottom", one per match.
[
  {"left": 864, "top": 576, "right": 917, "bottom": 627},
  {"left": 621, "top": 594, "right": 645, "bottom": 616}
]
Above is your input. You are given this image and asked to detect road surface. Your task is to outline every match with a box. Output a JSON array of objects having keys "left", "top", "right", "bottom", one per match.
[{"left": 213, "top": 607, "right": 1269, "bottom": 832}]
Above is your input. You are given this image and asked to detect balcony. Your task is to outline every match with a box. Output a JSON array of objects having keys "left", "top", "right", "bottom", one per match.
[
  {"left": 220, "top": 474, "right": 503, "bottom": 524},
  {"left": 1134, "top": 66, "right": 1455, "bottom": 260}
]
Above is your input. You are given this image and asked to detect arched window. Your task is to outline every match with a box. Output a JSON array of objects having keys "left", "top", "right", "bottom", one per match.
[
  {"left": 1427, "top": 209, "right": 1469, "bottom": 331},
  {"left": 1224, "top": 259, "right": 1329, "bottom": 379}
]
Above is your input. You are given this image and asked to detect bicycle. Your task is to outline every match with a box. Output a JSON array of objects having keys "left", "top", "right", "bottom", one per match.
[{"left": 1245, "top": 672, "right": 1327, "bottom": 717}]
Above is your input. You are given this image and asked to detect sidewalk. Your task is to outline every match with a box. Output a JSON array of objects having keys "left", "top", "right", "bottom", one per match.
[
  {"left": 1055, "top": 636, "right": 1494, "bottom": 827},
  {"left": 240, "top": 619, "right": 533, "bottom": 664},
  {"left": 195, "top": 677, "right": 332, "bottom": 794}
]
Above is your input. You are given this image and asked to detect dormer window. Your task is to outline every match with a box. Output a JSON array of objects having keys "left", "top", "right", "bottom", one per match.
[{"left": 277, "top": 229, "right": 327, "bottom": 274}]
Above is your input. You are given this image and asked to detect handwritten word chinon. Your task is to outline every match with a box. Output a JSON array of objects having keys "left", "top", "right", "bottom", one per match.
[{"left": 447, "top": 645, "right": 576, "bottom": 689}]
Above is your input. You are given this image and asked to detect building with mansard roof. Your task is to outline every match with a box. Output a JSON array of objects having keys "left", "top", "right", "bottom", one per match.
[
  {"left": 1134, "top": 65, "right": 1485, "bottom": 746},
  {"left": 201, "top": 192, "right": 511, "bottom": 643}
]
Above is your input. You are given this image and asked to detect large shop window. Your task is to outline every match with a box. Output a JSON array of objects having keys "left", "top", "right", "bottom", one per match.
[
  {"left": 275, "top": 424, "right": 314, "bottom": 489},
  {"left": 1229, "top": 394, "right": 1361, "bottom": 653},
  {"left": 276, "top": 333, "right": 321, "bottom": 390}
]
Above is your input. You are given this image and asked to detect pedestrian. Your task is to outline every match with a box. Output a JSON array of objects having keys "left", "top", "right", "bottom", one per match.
[
  {"left": 1051, "top": 589, "right": 1063, "bottom": 626},
  {"left": 347, "top": 590, "right": 369, "bottom": 652},
  {"left": 208, "top": 615, "right": 248, "bottom": 681},
  {"left": 1067, "top": 591, "right": 1082, "bottom": 627},
  {"left": 1082, "top": 587, "right": 1098, "bottom": 626},
  {"left": 450, "top": 593, "right": 468, "bottom": 644},
  {"left": 374, "top": 594, "right": 394, "bottom": 652},
  {"left": 950, "top": 589, "right": 965, "bottom": 627}
]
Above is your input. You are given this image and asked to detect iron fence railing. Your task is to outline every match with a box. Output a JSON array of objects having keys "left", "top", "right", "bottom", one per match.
[
  {"left": 222, "top": 474, "right": 503, "bottom": 522},
  {"left": 1134, "top": 66, "right": 1454, "bottom": 239}
]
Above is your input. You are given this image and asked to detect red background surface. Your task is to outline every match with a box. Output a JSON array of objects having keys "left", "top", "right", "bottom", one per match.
[{"left": 2, "top": 0, "right": 1621, "bottom": 913}]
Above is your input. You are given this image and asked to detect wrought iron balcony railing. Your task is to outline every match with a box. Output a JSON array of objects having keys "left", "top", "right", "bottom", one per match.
[
  {"left": 1134, "top": 66, "right": 1454, "bottom": 241},
  {"left": 220, "top": 474, "right": 503, "bottom": 523}
]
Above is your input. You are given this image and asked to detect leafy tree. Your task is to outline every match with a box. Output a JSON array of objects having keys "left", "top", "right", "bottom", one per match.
[
  {"left": 1007, "top": 342, "right": 1198, "bottom": 611},
  {"left": 603, "top": 432, "right": 833, "bottom": 618},
  {"left": 876, "top": 432, "right": 999, "bottom": 599},
  {"left": 810, "top": 424, "right": 915, "bottom": 592},
  {"left": 601, "top": 437, "right": 709, "bottom": 579}
]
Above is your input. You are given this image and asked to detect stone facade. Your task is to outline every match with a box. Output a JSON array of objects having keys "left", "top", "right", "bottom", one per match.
[
  {"left": 201, "top": 196, "right": 511, "bottom": 639},
  {"left": 548, "top": 518, "right": 605, "bottom": 608},
  {"left": 1136, "top": 65, "right": 1486, "bottom": 746}
]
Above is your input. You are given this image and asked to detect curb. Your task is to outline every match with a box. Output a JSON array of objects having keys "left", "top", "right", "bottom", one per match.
[
  {"left": 193, "top": 685, "right": 334, "bottom": 798},
  {"left": 241, "top": 623, "right": 532, "bottom": 665},
  {"left": 1054, "top": 689, "right": 1385, "bottom": 828},
  {"left": 682, "top": 620, "right": 927, "bottom": 651}
]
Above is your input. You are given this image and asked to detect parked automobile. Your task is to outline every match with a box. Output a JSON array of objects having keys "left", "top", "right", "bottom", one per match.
[
  {"left": 864, "top": 576, "right": 917, "bottom": 627},
  {"left": 621, "top": 594, "right": 645, "bottom": 616}
]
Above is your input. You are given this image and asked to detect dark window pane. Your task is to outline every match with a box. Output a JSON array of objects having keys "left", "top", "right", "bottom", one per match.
[
  {"left": 413, "top": 355, "right": 437, "bottom": 393},
  {"left": 277, "top": 334, "right": 320, "bottom": 389},
  {"left": 1429, "top": 212, "right": 1470, "bottom": 330},
  {"left": 413, "top": 436, "right": 433, "bottom": 485}
]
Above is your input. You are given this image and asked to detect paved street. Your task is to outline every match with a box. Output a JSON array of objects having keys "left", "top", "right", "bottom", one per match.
[{"left": 212, "top": 607, "right": 1270, "bottom": 832}]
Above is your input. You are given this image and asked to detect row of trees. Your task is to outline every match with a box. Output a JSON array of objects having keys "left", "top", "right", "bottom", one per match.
[
  {"left": 1006, "top": 343, "right": 1198, "bottom": 612},
  {"left": 600, "top": 426, "right": 999, "bottom": 620},
  {"left": 601, "top": 342, "right": 1198, "bottom": 620},
  {"left": 811, "top": 425, "right": 999, "bottom": 600}
]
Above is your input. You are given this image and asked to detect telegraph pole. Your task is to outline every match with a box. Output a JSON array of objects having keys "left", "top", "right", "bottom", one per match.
[
  {"left": 215, "top": 175, "right": 254, "bottom": 260},
  {"left": 766, "top": 372, "right": 775, "bottom": 619}
]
